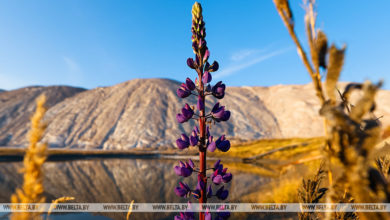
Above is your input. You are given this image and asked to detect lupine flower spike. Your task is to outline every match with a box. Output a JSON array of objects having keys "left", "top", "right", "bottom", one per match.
[{"left": 174, "top": 2, "right": 232, "bottom": 220}]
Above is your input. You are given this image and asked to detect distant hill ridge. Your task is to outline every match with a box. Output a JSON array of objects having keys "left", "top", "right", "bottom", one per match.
[{"left": 0, "top": 79, "right": 389, "bottom": 149}]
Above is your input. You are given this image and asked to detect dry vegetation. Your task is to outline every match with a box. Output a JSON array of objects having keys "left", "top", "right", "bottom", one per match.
[
  {"left": 10, "top": 95, "right": 48, "bottom": 220},
  {"left": 273, "top": 0, "right": 390, "bottom": 220}
]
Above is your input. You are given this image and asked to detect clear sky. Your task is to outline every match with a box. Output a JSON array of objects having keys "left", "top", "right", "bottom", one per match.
[{"left": 0, "top": 0, "right": 389, "bottom": 90}]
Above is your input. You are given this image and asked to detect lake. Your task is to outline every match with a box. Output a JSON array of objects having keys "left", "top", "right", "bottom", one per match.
[{"left": 0, "top": 157, "right": 295, "bottom": 219}]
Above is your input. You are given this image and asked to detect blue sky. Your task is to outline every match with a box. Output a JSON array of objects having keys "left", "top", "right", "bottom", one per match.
[{"left": 0, "top": 0, "right": 389, "bottom": 90}]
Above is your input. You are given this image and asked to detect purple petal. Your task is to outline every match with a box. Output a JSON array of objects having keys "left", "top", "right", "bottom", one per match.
[
  {"left": 212, "top": 175, "right": 223, "bottom": 185},
  {"left": 177, "top": 88, "right": 191, "bottom": 98},
  {"left": 181, "top": 167, "right": 192, "bottom": 177},
  {"left": 207, "top": 141, "right": 216, "bottom": 152},
  {"left": 212, "top": 81, "right": 225, "bottom": 99},
  {"left": 186, "top": 78, "right": 196, "bottom": 91},
  {"left": 176, "top": 114, "right": 187, "bottom": 123},
  {"left": 205, "top": 84, "right": 211, "bottom": 92},
  {"left": 220, "top": 111, "right": 230, "bottom": 121},
  {"left": 182, "top": 107, "right": 194, "bottom": 120},
  {"left": 211, "top": 102, "right": 220, "bottom": 112},
  {"left": 216, "top": 186, "right": 229, "bottom": 200},
  {"left": 212, "top": 106, "right": 225, "bottom": 119},
  {"left": 217, "top": 140, "right": 230, "bottom": 152},
  {"left": 174, "top": 166, "right": 182, "bottom": 176},
  {"left": 202, "top": 71, "right": 212, "bottom": 84},
  {"left": 176, "top": 138, "right": 189, "bottom": 149},
  {"left": 209, "top": 61, "right": 219, "bottom": 72},
  {"left": 179, "top": 181, "right": 191, "bottom": 191},
  {"left": 175, "top": 187, "right": 188, "bottom": 197},
  {"left": 222, "top": 173, "right": 232, "bottom": 183},
  {"left": 188, "top": 159, "right": 195, "bottom": 168},
  {"left": 203, "top": 49, "right": 210, "bottom": 63},
  {"left": 187, "top": 58, "right": 196, "bottom": 69},
  {"left": 214, "top": 160, "right": 221, "bottom": 170},
  {"left": 190, "top": 135, "right": 198, "bottom": 146},
  {"left": 181, "top": 134, "right": 190, "bottom": 143}
]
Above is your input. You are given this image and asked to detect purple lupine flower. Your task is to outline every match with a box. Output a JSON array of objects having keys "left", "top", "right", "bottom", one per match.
[
  {"left": 192, "top": 189, "right": 201, "bottom": 199},
  {"left": 177, "top": 103, "right": 194, "bottom": 123},
  {"left": 174, "top": 160, "right": 193, "bottom": 177},
  {"left": 212, "top": 172, "right": 223, "bottom": 185},
  {"left": 190, "top": 129, "right": 199, "bottom": 146},
  {"left": 211, "top": 162, "right": 232, "bottom": 185},
  {"left": 176, "top": 134, "right": 190, "bottom": 149},
  {"left": 212, "top": 81, "right": 225, "bottom": 99},
  {"left": 188, "top": 159, "right": 195, "bottom": 169},
  {"left": 214, "top": 160, "right": 221, "bottom": 170},
  {"left": 205, "top": 84, "right": 212, "bottom": 92},
  {"left": 186, "top": 78, "right": 196, "bottom": 91},
  {"left": 175, "top": 3, "right": 232, "bottom": 218},
  {"left": 216, "top": 186, "right": 229, "bottom": 200},
  {"left": 187, "top": 58, "right": 197, "bottom": 69},
  {"left": 205, "top": 61, "right": 219, "bottom": 72},
  {"left": 216, "top": 135, "right": 230, "bottom": 152},
  {"left": 203, "top": 49, "right": 210, "bottom": 63},
  {"left": 175, "top": 181, "right": 191, "bottom": 197},
  {"left": 222, "top": 173, "right": 232, "bottom": 183},
  {"left": 202, "top": 71, "right": 212, "bottom": 84},
  {"left": 207, "top": 136, "right": 216, "bottom": 152},
  {"left": 177, "top": 83, "right": 192, "bottom": 98},
  {"left": 211, "top": 103, "right": 230, "bottom": 122}
]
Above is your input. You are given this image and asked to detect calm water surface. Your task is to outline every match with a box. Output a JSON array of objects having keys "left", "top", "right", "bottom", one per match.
[{"left": 0, "top": 158, "right": 294, "bottom": 220}]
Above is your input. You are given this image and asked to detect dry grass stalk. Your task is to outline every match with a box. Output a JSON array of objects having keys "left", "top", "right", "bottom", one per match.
[
  {"left": 10, "top": 94, "right": 48, "bottom": 220},
  {"left": 273, "top": 0, "right": 390, "bottom": 220},
  {"left": 126, "top": 200, "right": 134, "bottom": 220},
  {"left": 46, "top": 197, "right": 75, "bottom": 217}
]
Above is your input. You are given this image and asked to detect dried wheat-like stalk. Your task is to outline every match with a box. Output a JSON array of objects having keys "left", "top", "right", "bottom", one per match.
[
  {"left": 46, "top": 197, "right": 75, "bottom": 217},
  {"left": 10, "top": 94, "right": 48, "bottom": 220},
  {"left": 126, "top": 200, "right": 134, "bottom": 220}
]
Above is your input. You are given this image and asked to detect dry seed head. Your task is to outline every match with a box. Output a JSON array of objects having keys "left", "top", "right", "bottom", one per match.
[
  {"left": 325, "top": 44, "right": 346, "bottom": 103},
  {"left": 313, "top": 30, "right": 328, "bottom": 69},
  {"left": 273, "top": 0, "right": 294, "bottom": 26},
  {"left": 350, "top": 81, "right": 380, "bottom": 122},
  {"left": 10, "top": 94, "right": 48, "bottom": 220}
]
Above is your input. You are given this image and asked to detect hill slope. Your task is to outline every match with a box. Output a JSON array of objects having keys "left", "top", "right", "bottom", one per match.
[
  {"left": 0, "top": 86, "right": 86, "bottom": 146},
  {"left": 42, "top": 79, "right": 281, "bottom": 149},
  {"left": 1, "top": 79, "right": 389, "bottom": 149}
]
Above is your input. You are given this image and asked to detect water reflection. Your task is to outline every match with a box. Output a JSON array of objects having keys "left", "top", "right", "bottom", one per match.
[{"left": 0, "top": 158, "right": 277, "bottom": 219}]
